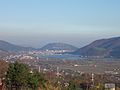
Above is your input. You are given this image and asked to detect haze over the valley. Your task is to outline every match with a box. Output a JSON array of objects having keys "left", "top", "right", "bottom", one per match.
[{"left": 0, "top": 0, "right": 120, "bottom": 47}]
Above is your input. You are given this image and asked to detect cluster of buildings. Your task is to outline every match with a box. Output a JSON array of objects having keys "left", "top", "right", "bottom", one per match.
[{"left": 29, "top": 49, "right": 72, "bottom": 55}]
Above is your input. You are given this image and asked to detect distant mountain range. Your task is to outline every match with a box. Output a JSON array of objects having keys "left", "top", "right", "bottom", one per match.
[
  {"left": 0, "top": 40, "right": 35, "bottom": 52},
  {"left": 0, "top": 37, "right": 120, "bottom": 58},
  {"left": 39, "top": 43, "right": 78, "bottom": 51},
  {"left": 0, "top": 41, "right": 78, "bottom": 52},
  {"left": 73, "top": 37, "right": 120, "bottom": 58}
]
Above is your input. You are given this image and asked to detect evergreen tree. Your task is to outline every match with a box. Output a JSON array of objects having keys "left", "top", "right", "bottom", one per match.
[{"left": 5, "top": 62, "right": 46, "bottom": 90}]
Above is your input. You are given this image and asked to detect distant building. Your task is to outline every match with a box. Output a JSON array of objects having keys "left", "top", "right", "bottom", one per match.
[
  {"left": 105, "top": 83, "right": 115, "bottom": 90},
  {"left": 20, "top": 55, "right": 34, "bottom": 60}
]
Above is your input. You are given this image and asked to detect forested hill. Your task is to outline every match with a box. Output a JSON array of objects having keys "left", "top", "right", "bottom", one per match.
[{"left": 73, "top": 37, "right": 120, "bottom": 58}]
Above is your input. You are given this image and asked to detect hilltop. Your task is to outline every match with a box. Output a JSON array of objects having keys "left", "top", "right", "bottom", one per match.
[
  {"left": 0, "top": 40, "right": 35, "bottom": 52},
  {"left": 40, "top": 43, "right": 78, "bottom": 51},
  {"left": 73, "top": 37, "right": 120, "bottom": 58}
]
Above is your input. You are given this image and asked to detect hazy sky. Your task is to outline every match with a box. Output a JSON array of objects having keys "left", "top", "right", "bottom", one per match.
[{"left": 0, "top": 0, "right": 120, "bottom": 48}]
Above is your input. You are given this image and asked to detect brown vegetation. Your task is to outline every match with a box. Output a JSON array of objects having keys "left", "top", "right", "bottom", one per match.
[{"left": 0, "top": 60, "right": 8, "bottom": 78}]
